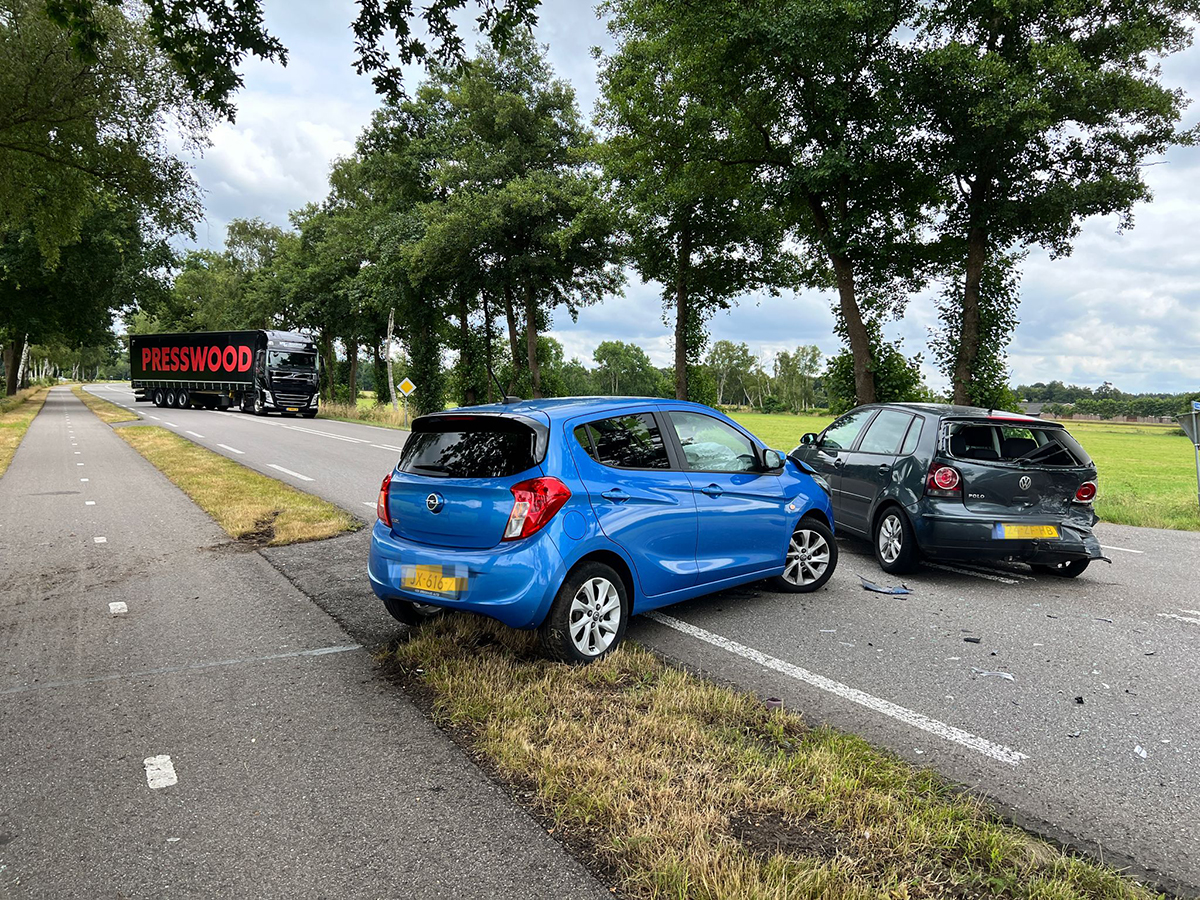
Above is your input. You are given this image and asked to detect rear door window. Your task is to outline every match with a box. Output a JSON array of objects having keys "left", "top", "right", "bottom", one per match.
[
  {"left": 820, "top": 409, "right": 875, "bottom": 450},
  {"left": 399, "top": 417, "right": 539, "bottom": 478},
  {"left": 856, "top": 410, "right": 914, "bottom": 455},
  {"left": 583, "top": 414, "right": 671, "bottom": 470},
  {"left": 900, "top": 417, "right": 923, "bottom": 456}
]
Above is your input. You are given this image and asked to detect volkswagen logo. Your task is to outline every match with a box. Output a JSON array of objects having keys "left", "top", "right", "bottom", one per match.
[
  {"left": 1018, "top": 475, "right": 1032, "bottom": 491},
  {"left": 426, "top": 492, "right": 444, "bottom": 513}
]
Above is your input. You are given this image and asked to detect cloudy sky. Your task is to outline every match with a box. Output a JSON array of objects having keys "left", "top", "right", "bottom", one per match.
[{"left": 184, "top": 0, "right": 1200, "bottom": 394}]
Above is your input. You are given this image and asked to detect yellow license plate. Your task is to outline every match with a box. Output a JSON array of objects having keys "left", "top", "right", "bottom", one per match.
[
  {"left": 996, "top": 524, "right": 1060, "bottom": 540},
  {"left": 402, "top": 564, "right": 467, "bottom": 594},
  {"left": 286, "top": 407, "right": 299, "bottom": 412}
]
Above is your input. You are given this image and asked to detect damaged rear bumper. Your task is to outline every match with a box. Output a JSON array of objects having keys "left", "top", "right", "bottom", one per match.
[{"left": 910, "top": 505, "right": 1111, "bottom": 566}]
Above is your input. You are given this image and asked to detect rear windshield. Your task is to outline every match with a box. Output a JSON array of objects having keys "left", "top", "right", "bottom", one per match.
[
  {"left": 399, "top": 416, "right": 538, "bottom": 478},
  {"left": 945, "top": 421, "right": 1091, "bottom": 467}
]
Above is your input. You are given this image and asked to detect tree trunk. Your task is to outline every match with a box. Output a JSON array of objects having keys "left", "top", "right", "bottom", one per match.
[
  {"left": 830, "top": 255, "right": 875, "bottom": 405},
  {"left": 385, "top": 308, "right": 398, "bottom": 411},
  {"left": 673, "top": 229, "right": 692, "bottom": 401},
  {"left": 482, "top": 292, "right": 495, "bottom": 403},
  {"left": 320, "top": 332, "right": 336, "bottom": 402},
  {"left": 952, "top": 226, "right": 988, "bottom": 406},
  {"left": 347, "top": 339, "right": 359, "bottom": 402},
  {"left": 3, "top": 333, "right": 26, "bottom": 396},
  {"left": 502, "top": 283, "right": 522, "bottom": 395},
  {"left": 524, "top": 285, "right": 542, "bottom": 399},
  {"left": 459, "top": 295, "right": 475, "bottom": 406}
]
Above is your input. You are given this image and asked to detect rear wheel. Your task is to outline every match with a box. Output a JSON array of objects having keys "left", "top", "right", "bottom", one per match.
[
  {"left": 769, "top": 518, "right": 837, "bottom": 593},
  {"left": 539, "top": 562, "right": 628, "bottom": 664},
  {"left": 1033, "top": 559, "right": 1090, "bottom": 578},
  {"left": 382, "top": 595, "right": 443, "bottom": 626},
  {"left": 874, "top": 507, "right": 919, "bottom": 574},
  {"left": 153, "top": 388, "right": 165, "bottom": 407},
  {"left": 164, "top": 389, "right": 177, "bottom": 408},
  {"left": 176, "top": 389, "right": 190, "bottom": 409}
]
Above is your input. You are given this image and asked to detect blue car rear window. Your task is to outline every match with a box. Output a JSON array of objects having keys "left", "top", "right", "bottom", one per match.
[{"left": 399, "top": 416, "right": 537, "bottom": 478}]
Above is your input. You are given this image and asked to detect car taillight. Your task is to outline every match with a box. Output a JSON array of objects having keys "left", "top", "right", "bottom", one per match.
[
  {"left": 503, "top": 477, "right": 571, "bottom": 541},
  {"left": 926, "top": 463, "right": 961, "bottom": 497},
  {"left": 377, "top": 472, "right": 393, "bottom": 527},
  {"left": 1074, "top": 481, "right": 1097, "bottom": 503}
]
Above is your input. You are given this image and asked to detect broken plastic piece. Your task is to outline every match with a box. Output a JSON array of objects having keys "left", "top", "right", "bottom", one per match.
[
  {"left": 1134, "top": 745, "right": 1148, "bottom": 760},
  {"left": 963, "top": 636, "right": 981, "bottom": 644},
  {"left": 859, "top": 575, "right": 911, "bottom": 595},
  {"left": 971, "top": 668, "right": 1015, "bottom": 681},
  {"left": 764, "top": 697, "right": 783, "bottom": 711},
  {"left": 1075, "top": 696, "right": 1084, "bottom": 705}
]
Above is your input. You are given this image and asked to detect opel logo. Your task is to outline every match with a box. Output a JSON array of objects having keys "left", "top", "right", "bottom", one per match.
[
  {"left": 1018, "top": 475, "right": 1032, "bottom": 491},
  {"left": 426, "top": 492, "right": 444, "bottom": 513}
]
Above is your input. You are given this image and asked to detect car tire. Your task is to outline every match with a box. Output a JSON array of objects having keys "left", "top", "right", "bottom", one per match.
[
  {"left": 382, "top": 595, "right": 443, "bottom": 626},
  {"left": 769, "top": 517, "right": 838, "bottom": 593},
  {"left": 874, "top": 506, "right": 919, "bottom": 574},
  {"left": 153, "top": 388, "right": 165, "bottom": 407},
  {"left": 1033, "top": 559, "right": 1090, "bottom": 578},
  {"left": 253, "top": 393, "right": 267, "bottom": 416},
  {"left": 539, "top": 561, "right": 629, "bottom": 665}
]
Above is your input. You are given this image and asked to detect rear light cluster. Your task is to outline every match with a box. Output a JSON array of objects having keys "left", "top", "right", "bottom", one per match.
[
  {"left": 925, "top": 464, "right": 961, "bottom": 497},
  {"left": 377, "top": 473, "right": 392, "bottom": 527},
  {"left": 504, "top": 477, "right": 571, "bottom": 541},
  {"left": 1074, "top": 481, "right": 1097, "bottom": 504}
]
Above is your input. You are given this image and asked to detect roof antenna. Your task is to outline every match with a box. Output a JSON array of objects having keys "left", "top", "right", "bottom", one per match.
[{"left": 488, "top": 363, "right": 522, "bottom": 405}]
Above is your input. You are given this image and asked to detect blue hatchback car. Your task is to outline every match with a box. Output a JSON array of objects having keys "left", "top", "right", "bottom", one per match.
[{"left": 368, "top": 398, "right": 837, "bottom": 663}]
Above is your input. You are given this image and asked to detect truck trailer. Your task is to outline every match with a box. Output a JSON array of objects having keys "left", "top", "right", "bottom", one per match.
[{"left": 130, "top": 330, "right": 320, "bottom": 417}]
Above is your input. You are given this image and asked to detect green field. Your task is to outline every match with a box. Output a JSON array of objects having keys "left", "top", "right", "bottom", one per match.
[{"left": 727, "top": 411, "right": 1200, "bottom": 532}]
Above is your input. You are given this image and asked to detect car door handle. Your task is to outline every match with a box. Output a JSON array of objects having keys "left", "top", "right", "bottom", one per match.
[
  {"left": 701, "top": 484, "right": 723, "bottom": 497},
  {"left": 600, "top": 488, "right": 630, "bottom": 502},
  {"left": 832, "top": 458, "right": 845, "bottom": 469},
  {"left": 877, "top": 464, "right": 891, "bottom": 474}
]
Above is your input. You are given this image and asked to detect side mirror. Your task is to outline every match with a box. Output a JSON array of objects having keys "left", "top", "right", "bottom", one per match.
[
  {"left": 800, "top": 432, "right": 819, "bottom": 446},
  {"left": 762, "top": 448, "right": 786, "bottom": 471}
]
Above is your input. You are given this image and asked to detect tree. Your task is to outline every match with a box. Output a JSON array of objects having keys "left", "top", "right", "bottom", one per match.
[
  {"left": 592, "top": 340, "right": 658, "bottom": 396},
  {"left": 773, "top": 345, "right": 823, "bottom": 412},
  {"left": 705, "top": 340, "right": 755, "bottom": 406},
  {"left": 595, "top": 1, "right": 793, "bottom": 400},
  {"left": 825, "top": 331, "right": 927, "bottom": 414},
  {"left": 915, "top": 0, "right": 1200, "bottom": 404}
]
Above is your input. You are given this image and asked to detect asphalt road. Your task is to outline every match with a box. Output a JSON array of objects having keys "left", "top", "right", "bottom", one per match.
[
  {"left": 0, "top": 387, "right": 608, "bottom": 900},
  {"left": 85, "top": 384, "right": 1200, "bottom": 893}
]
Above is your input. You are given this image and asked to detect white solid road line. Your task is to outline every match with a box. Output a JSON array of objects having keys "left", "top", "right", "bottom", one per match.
[
  {"left": 109, "top": 601, "right": 128, "bottom": 616},
  {"left": 284, "top": 424, "right": 369, "bottom": 444},
  {"left": 143, "top": 755, "right": 178, "bottom": 789},
  {"left": 217, "top": 443, "right": 245, "bottom": 455},
  {"left": 922, "top": 562, "right": 1019, "bottom": 584},
  {"left": 1157, "top": 612, "right": 1200, "bottom": 626},
  {"left": 371, "top": 443, "right": 405, "bottom": 452},
  {"left": 186, "top": 430, "right": 205, "bottom": 438},
  {"left": 268, "top": 463, "right": 314, "bottom": 482},
  {"left": 1101, "top": 545, "right": 1145, "bottom": 554},
  {"left": 648, "top": 612, "right": 1030, "bottom": 767}
]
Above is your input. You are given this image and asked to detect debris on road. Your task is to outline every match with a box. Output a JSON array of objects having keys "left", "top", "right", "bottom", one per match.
[
  {"left": 963, "top": 636, "right": 982, "bottom": 644},
  {"left": 972, "top": 668, "right": 1015, "bottom": 681},
  {"left": 859, "top": 576, "right": 911, "bottom": 595},
  {"left": 1075, "top": 696, "right": 1085, "bottom": 705},
  {"left": 764, "top": 698, "right": 783, "bottom": 711},
  {"left": 1134, "top": 745, "right": 1148, "bottom": 760},
  {"left": 1067, "top": 731, "right": 1081, "bottom": 738},
  {"left": 1094, "top": 617, "right": 1113, "bottom": 623},
  {"left": 820, "top": 628, "right": 837, "bottom": 633}
]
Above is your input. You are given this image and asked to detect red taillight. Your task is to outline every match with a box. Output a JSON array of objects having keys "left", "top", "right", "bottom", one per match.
[
  {"left": 377, "top": 472, "right": 393, "bottom": 527},
  {"left": 926, "top": 464, "right": 961, "bottom": 497},
  {"left": 503, "top": 477, "right": 571, "bottom": 541},
  {"left": 1074, "top": 481, "right": 1097, "bottom": 503}
]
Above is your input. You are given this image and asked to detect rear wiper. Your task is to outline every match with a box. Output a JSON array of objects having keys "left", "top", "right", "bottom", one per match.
[
  {"left": 410, "top": 464, "right": 450, "bottom": 476},
  {"left": 1017, "top": 443, "right": 1071, "bottom": 466}
]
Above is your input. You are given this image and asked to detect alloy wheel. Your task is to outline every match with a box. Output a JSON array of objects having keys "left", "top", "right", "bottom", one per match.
[
  {"left": 568, "top": 576, "right": 621, "bottom": 657},
  {"left": 784, "top": 527, "right": 831, "bottom": 586},
  {"left": 878, "top": 514, "right": 903, "bottom": 564}
]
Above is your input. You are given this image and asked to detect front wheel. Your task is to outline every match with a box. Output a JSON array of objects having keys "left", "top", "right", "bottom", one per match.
[
  {"left": 382, "top": 595, "right": 443, "bottom": 626},
  {"left": 769, "top": 518, "right": 837, "bottom": 593},
  {"left": 539, "top": 562, "right": 629, "bottom": 664},
  {"left": 874, "top": 507, "right": 919, "bottom": 574},
  {"left": 1033, "top": 559, "right": 1090, "bottom": 578},
  {"left": 253, "top": 393, "right": 267, "bottom": 416}
]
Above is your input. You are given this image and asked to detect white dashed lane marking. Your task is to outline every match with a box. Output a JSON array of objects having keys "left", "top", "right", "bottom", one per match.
[
  {"left": 109, "top": 601, "right": 128, "bottom": 616},
  {"left": 648, "top": 612, "right": 1030, "bottom": 767},
  {"left": 85, "top": 501, "right": 96, "bottom": 506},
  {"left": 164, "top": 422, "right": 178, "bottom": 428},
  {"left": 216, "top": 444, "right": 244, "bottom": 455},
  {"left": 80, "top": 478, "right": 88, "bottom": 482},
  {"left": 143, "top": 755, "right": 177, "bottom": 789},
  {"left": 93, "top": 537, "right": 107, "bottom": 544},
  {"left": 186, "top": 431, "right": 205, "bottom": 438},
  {"left": 268, "top": 464, "right": 314, "bottom": 482}
]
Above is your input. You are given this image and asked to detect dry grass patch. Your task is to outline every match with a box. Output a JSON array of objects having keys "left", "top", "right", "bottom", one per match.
[
  {"left": 394, "top": 614, "right": 1158, "bottom": 900},
  {"left": 71, "top": 385, "right": 138, "bottom": 424},
  {"left": 319, "top": 400, "right": 411, "bottom": 431},
  {"left": 0, "top": 386, "right": 50, "bottom": 478},
  {"left": 117, "top": 426, "right": 358, "bottom": 545}
]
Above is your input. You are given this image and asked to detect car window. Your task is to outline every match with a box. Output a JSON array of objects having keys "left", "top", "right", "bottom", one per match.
[
  {"left": 900, "top": 417, "right": 923, "bottom": 456},
  {"left": 947, "top": 422, "right": 1090, "bottom": 466},
  {"left": 668, "top": 411, "right": 758, "bottom": 472},
  {"left": 585, "top": 414, "right": 671, "bottom": 470},
  {"left": 820, "top": 409, "right": 874, "bottom": 451},
  {"left": 573, "top": 425, "right": 598, "bottom": 462},
  {"left": 399, "top": 417, "right": 538, "bottom": 478},
  {"left": 856, "top": 410, "right": 914, "bottom": 455}
]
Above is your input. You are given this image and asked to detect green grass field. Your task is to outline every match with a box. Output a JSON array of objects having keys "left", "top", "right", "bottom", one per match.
[{"left": 727, "top": 411, "right": 1200, "bottom": 532}]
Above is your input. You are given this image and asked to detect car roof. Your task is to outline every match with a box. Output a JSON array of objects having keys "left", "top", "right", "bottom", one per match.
[
  {"left": 437, "top": 396, "right": 717, "bottom": 421},
  {"left": 868, "top": 402, "right": 1049, "bottom": 423}
]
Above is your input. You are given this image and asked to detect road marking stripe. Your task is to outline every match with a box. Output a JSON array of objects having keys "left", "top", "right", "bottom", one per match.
[
  {"left": 109, "top": 601, "right": 128, "bottom": 616},
  {"left": 94, "top": 537, "right": 107, "bottom": 544},
  {"left": 1158, "top": 612, "right": 1200, "bottom": 626},
  {"left": 922, "top": 562, "right": 1019, "bottom": 584},
  {"left": 362, "top": 501, "right": 376, "bottom": 507},
  {"left": 76, "top": 462, "right": 84, "bottom": 466},
  {"left": 149, "top": 415, "right": 160, "bottom": 420},
  {"left": 371, "top": 443, "right": 405, "bottom": 452},
  {"left": 85, "top": 501, "right": 96, "bottom": 506},
  {"left": 74, "top": 451, "right": 81, "bottom": 454},
  {"left": 268, "top": 463, "right": 314, "bottom": 482},
  {"left": 143, "top": 755, "right": 177, "bottom": 789},
  {"left": 80, "top": 478, "right": 88, "bottom": 482},
  {"left": 1181, "top": 608, "right": 1200, "bottom": 617},
  {"left": 185, "top": 430, "right": 204, "bottom": 438},
  {"left": 1101, "top": 545, "right": 1144, "bottom": 554},
  {"left": 283, "top": 424, "right": 370, "bottom": 444},
  {"left": 216, "top": 443, "right": 245, "bottom": 455},
  {"left": 648, "top": 612, "right": 1029, "bottom": 767},
  {"left": 164, "top": 421, "right": 178, "bottom": 427},
  {"left": 0, "top": 644, "right": 363, "bottom": 696}
]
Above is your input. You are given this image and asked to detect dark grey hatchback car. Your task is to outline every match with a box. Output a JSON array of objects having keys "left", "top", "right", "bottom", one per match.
[{"left": 791, "top": 404, "right": 1109, "bottom": 577}]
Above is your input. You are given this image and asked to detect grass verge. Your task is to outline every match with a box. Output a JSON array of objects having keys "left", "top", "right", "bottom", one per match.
[
  {"left": 116, "top": 426, "right": 359, "bottom": 545},
  {"left": 393, "top": 614, "right": 1157, "bottom": 900},
  {"left": 0, "top": 386, "right": 50, "bottom": 478},
  {"left": 319, "top": 399, "right": 411, "bottom": 430},
  {"left": 71, "top": 385, "right": 139, "bottom": 424}
]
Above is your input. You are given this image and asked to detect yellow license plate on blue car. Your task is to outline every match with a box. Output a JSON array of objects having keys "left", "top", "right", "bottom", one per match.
[
  {"left": 401, "top": 564, "right": 468, "bottom": 595},
  {"left": 994, "top": 524, "right": 1060, "bottom": 540}
]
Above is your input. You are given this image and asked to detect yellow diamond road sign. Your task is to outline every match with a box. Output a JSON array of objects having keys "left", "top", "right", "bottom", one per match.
[{"left": 398, "top": 377, "right": 416, "bottom": 396}]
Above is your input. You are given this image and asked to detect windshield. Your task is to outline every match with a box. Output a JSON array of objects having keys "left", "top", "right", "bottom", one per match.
[
  {"left": 945, "top": 420, "right": 1091, "bottom": 467},
  {"left": 268, "top": 351, "right": 316, "bottom": 370}
]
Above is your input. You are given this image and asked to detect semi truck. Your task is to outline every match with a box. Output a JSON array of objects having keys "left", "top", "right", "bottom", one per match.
[{"left": 130, "top": 330, "right": 320, "bottom": 417}]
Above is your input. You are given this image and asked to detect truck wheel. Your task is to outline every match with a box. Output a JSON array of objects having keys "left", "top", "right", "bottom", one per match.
[
  {"left": 164, "top": 389, "right": 177, "bottom": 408},
  {"left": 153, "top": 389, "right": 165, "bottom": 407},
  {"left": 253, "top": 393, "right": 267, "bottom": 416},
  {"left": 176, "top": 389, "right": 190, "bottom": 409}
]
